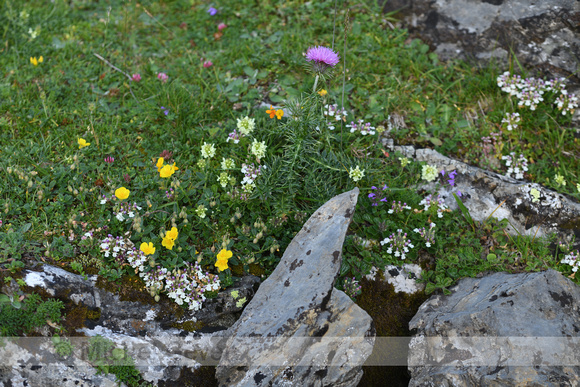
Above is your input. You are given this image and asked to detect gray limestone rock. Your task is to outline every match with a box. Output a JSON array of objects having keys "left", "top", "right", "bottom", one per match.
[
  {"left": 0, "top": 264, "right": 259, "bottom": 386},
  {"left": 383, "top": 0, "right": 580, "bottom": 78},
  {"left": 408, "top": 269, "right": 580, "bottom": 386},
  {"left": 383, "top": 140, "right": 580, "bottom": 252},
  {"left": 216, "top": 188, "right": 376, "bottom": 387}
]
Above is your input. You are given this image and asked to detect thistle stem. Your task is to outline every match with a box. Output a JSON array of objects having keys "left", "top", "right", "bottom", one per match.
[{"left": 312, "top": 74, "right": 319, "bottom": 94}]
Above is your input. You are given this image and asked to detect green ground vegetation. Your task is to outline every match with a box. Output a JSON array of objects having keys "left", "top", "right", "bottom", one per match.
[{"left": 0, "top": 0, "right": 578, "bottom": 350}]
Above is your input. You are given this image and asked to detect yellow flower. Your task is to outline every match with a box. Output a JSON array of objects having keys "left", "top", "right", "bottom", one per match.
[
  {"left": 140, "top": 242, "right": 155, "bottom": 255},
  {"left": 275, "top": 109, "right": 284, "bottom": 120},
  {"left": 215, "top": 249, "right": 232, "bottom": 272},
  {"left": 171, "top": 163, "right": 179, "bottom": 172},
  {"left": 162, "top": 236, "right": 175, "bottom": 250},
  {"left": 317, "top": 89, "right": 327, "bottom": 96},
  {"left": 159, "top": 164, "right": 175, "bottom": 178},
  {"left": 115, "top": 187, "right": 130, "bottom": 200},
  {"left": 78, "top": 138, "right": 90, "bottom": 149},
  {"left": 30, "top": 56, "right": 43, "bottom": 66},
  {"left": 166, "top": 227, "right": 178, "bottom": 241},
  {"left": 156, "top": 157, "right": 164, "bottom": 172}
]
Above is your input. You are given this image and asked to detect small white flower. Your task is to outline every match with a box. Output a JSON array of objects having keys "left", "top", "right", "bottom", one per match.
[
  {"left": 201, "top": 142, "right": 216, "bottom": 159},
  {"left": 421, "top": 164, "right": 438, "bottom": 182},
  {"left": 349, "top": 166, "right": 365, "bottom": 182},
  {"left": 237, "top": 116, "right": 255, "bottom": 136},
  {"left": 221, "top": 158, "right": 235, "bottom": 169},
  {"left": 116, "top": 212, "right": 125, "bottom": 221},
  {"left": 250, "top": 139, "right": 267, "bottom": 159}
]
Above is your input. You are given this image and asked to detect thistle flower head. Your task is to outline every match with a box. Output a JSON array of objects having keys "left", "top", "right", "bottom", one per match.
[
  {"left": 305, "top": 46, "right": 340, "bottom": 76},
  {"left": 306, "top": 46, "right": 340, "bottom": 67}
]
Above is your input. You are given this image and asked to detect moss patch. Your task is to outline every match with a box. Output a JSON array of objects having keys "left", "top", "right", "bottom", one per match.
[
  {"left": 95, "top": 274, "right": 155, "bottom": 305},
  {"left": 171, "top": 320, "right": 205, "bottom": 332},
  {"left": 356, "top": 272, "right": 429, "bottom": 387},
  {"left": 248, "top": 263, "right": 265, "bottom": 277},
  {"left": 230, "top": 264, "right": 244, "bottom": 277}
]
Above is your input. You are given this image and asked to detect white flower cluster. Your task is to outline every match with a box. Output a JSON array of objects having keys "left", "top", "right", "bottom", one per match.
[
  {"left": 323, "top": 104, "right": 348, "bottom": 130},
  {"left": 501, "top": 152, "right": 528, "bottom": 180},
  {"left": 419, "top": 194, "right": 448, "bottom": 218},
  {"left": 349, "top": 165, "right": 365, "bottom": 182},
  {"left": 387, "top": 201, "right": 412, "bottom": 214},
  {"left": 555, "top": 93, "right": 578, "bottom": 116},
  {"left": 100, "top": 195, "right": 142, "bottom": 222},
  {"left": 346, "top": 119, "right": 376, "bottom": 135},
  {"left": 201, "top": 142, "right": 216, "bottom": 159},
  {"left": 226, "top": 129, "right": 241, "bottom": 144},
  {"left": 241, "top": 163, "right": 264, "bottom": 193},
  {"left": 250, "top": 139, "right": 267, "bottom": 159},
  {"left": 221, "top": 158, "right": 235, "bottom": 169},
  {"left": 380, "top": 229, "right": 414, "bottom": 260},
  {"left": 501, "top": 112, "right": 520, "bottom": 131},
  {"left": 519, "top": 183, "right": 562, "bottom": 210},
  {"left": 497, "top": 71, "right": 577, "bottom": 114},
  {"left": 561, "top": 251, "right": 580, "bottom": 273},
  {"left": 414, "top": 223, "right": 436, "bottom": 247},
  {"left": 99, "top": 234, "right": 220, "bottom": 311},
  {"left": 217, "top": 172, "right": 232, "bottom": 188},
  {"left": 421, "top": 164, "right": 438, "bottom": 182},
  {"left": 236, "top": 116, "right": 255, "bottom": 136},
  {"left": 163, "top": 262, "right": 221, "bottom": 310}
]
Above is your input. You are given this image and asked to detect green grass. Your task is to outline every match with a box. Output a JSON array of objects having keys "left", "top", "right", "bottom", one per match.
[{"left": 0, "top": 0, "right": 578, "bottom": 333}]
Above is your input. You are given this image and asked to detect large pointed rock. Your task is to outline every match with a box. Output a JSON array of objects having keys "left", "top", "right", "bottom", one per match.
[{"left": 216, "top": 188, "right": 375, "bottom": 386}]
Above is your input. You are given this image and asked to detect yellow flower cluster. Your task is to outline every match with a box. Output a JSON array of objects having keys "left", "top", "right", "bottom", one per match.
[
  {"left": 30, "top": 56, "right": 43, "bottom": 66},
  {"left": 156, "top": 157, "right": 178, "bottom": 178},
  {"left": 162, "top": 227, "right": 179, "bottom": 250},
  {"left": 215, "top": 249, "right": 232, "bottom": 272}
]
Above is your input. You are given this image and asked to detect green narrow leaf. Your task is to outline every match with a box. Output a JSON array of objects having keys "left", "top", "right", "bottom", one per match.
[{"left": 452, "top": 193, "right": 475, "bottom": 231}]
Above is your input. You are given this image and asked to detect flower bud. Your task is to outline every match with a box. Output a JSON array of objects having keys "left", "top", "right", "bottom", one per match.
[{"left": 154, "top": 295, "right": 160, "bottom": 302}]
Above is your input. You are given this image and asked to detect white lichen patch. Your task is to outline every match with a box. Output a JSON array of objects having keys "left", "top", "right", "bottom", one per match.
[
  {"left": 520, "top": 183, "right": 562, "bottom": 212},
  {"left": 24, "top": 271, "right": 52, "bottom": 295}
]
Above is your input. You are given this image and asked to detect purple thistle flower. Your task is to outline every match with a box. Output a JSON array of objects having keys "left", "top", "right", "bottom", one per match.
[{"left": 305, "top": 46, "right": 340, "bottom": 74}]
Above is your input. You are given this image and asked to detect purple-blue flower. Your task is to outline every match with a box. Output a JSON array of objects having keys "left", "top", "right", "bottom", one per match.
[
  {"left": 208, "top": 7, "right": 217, "bottom": 16},
  {"left": 305, "top": 46, "right": 340, "bottom": 68}
]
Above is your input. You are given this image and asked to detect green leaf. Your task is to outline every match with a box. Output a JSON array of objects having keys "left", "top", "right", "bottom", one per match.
[
  {"left": 452, "top": 193, "right": 475, "bottom": 231},
  {"left": 112, "top": 348, "right": 125, "bottom": 360},
  {"left": 269, "top": 93, "right": 285, "bottom": 103},
  {"left": 428, "top": 137, "right": 442, "bottom": 146}
]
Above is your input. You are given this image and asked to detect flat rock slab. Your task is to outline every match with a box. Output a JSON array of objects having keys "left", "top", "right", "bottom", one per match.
[
  {"left": 384, "top": 141, "right": 580, "bottom": 251},
  {"left": 383, "top": 0, "right": 580, "bottom": 80},
  {"left": 408, "top": 269, "right": 580, "bottom": 386},
  {"left": 216, "top": 188, "right": 376, "bottom": 386}
]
